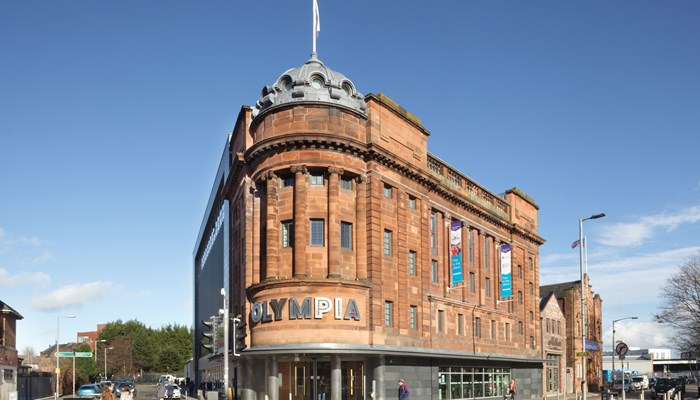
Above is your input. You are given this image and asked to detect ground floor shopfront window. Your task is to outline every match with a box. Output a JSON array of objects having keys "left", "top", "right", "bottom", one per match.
[
  {"left": 546, "top": 354, "right": 560, "bottom": 393},
  {"left": 439, "top": 367, "right": 511, "bottom": 400}
]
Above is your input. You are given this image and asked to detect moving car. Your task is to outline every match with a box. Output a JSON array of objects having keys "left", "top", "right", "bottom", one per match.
[
  {"left": 165, "top": 383, "right": 182, "bottom": 399},
  {"left": 115, "top": 381, "right": 138, "bottom": 398},
  {"left": 632, "top": 376, "right": 649, "bottom": 390},
  {"left": 613, "top": 378, "right": 633, "bottom": 393},
  {"left": 76, "top": 384, "right": 101, "bottom": 398}
]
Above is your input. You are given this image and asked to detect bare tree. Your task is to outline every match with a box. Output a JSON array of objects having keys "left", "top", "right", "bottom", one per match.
[
  {"left": 20, "top": 346, "right": 36, "bottom": 364},
  {"left": 656, "top": 251, "right": 700, "bottom": 354}
]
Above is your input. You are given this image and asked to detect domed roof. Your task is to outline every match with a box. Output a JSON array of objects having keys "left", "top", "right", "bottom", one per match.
[{"left": 252, "top": 53, "right": 367, "bottom": 119}]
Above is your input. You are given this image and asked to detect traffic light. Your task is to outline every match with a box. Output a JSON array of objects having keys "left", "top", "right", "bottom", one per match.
[
  {"left": 232, "top": 316, "right": 247, "bottom": 356},
  {"left": 201, "top": 317, "right": 216, "bottom": 354}
]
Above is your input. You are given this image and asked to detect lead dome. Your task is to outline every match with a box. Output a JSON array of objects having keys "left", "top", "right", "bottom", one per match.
[{"left": 252, "top": 53, "right": 368, "bottom": 119}]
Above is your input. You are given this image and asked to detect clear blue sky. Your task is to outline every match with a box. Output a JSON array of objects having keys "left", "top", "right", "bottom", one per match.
[{"left": 2, "top": 1, "right": 699, "bottom": 355}]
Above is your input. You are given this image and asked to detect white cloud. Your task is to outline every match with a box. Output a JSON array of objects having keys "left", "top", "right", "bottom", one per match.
[
  {"left": 29, "top": 281, "right": 111, "bottom": 311},
  {"left": 602, "top": 320, "right": 673, "bottom": 351},
  {"left": 0, "top": 267, "right": 51, "bottom": 288},
  {"left": 598, "top": 206, "right": 700, "bottom": 247}
]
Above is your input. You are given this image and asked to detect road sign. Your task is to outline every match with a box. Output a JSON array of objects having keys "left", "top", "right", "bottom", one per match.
[
  {"left": 576, "top": 351, "right": 589, "bottom": 356},
  {"left": 75, "top": 352, "right": 93, "bottom": 357},
  {"left": 56, "top": 351, "right": 74, "bottom": 357},
  {"left": 615, "top": 342, "right": 629, "bottom": 357}
]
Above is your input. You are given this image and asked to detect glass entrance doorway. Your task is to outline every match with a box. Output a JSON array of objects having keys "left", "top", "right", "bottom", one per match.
[{"left": 278, "top": 359, "right": 364, "bottom": 400}]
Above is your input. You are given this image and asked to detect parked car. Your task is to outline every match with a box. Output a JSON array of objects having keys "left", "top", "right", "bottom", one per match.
[
  {"left": 651, "top": 377, "right": 684, "bottom": 399},
  {"left": 165, "top": 383, "right": 182, "bottom": 399},
  {"left": 77, "top": 384, "right": 101, "bottom": 398},
  {"left": 613, "top": 378, "right": 634, "bottom": 393}
]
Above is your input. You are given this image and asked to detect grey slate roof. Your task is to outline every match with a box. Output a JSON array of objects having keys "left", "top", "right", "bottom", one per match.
[{"left": 0, "top": 300, "right": 24, "bottom": 319}]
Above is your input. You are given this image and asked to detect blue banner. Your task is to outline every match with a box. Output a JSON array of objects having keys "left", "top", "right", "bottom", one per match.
[
  {"left": 450, "top": 221, "right": 463, "bottom": 284},
  {"left": 500, "top": 244, "right": 512, "bottom": 298}
]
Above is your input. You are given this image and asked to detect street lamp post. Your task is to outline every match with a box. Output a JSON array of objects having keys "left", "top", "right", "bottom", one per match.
[
  {"left": 221, "top": 288, "right": 230, "bottom": 400},
  {"left": 95, "top": 340, "right": 107, "bottom": 382},
  {"left": 579, "top": 213, "right": 605, "bottom": 400},
  {"left": 55, "top": 315, "right": 76, "bottom": 400},
  {"left": 612, "top": 317, "right": 637, "bottom": 379},
  {"left": 104, "top": 347, "right": 113, "bottom": 381}
]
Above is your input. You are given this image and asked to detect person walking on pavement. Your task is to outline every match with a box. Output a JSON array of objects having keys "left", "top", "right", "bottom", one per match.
[
  {"left": 398, "top": 378, "right": 410, "bottom": 400},
  {"left": 102, "top": 382, "right": 114, "bottom": 400},
  {"left": 508, "top": 378, "right": 517, "bottom": 400}
]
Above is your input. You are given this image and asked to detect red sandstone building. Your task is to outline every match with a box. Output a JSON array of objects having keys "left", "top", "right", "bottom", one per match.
[
  {"left": 540, "top": 277, "right": 603, "bottom": 395},
  {"left": 0, "top": 300, "right": 23, "bottom": 399},
  {"left": 193, "top": 53, "right": 546, "bottom": 400}
]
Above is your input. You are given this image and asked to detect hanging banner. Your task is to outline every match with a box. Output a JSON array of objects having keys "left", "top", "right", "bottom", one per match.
[
  {"left": 450, "top": 221, "right": 463, "bottom": 284},
  {"left": 500, "top": 243, "right": 512, "bottom": 298}
]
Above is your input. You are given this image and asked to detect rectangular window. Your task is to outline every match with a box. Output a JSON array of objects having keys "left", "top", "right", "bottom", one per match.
[
  {"left": 341, "top": 222, "right": 352, "bottom": 249},
  {"left": 557, "top": 320, "right": 561, "bottom": 335},
  {"left": 505, "top": 322, "right": 511, "bottom": 341},
  {"left": 310, "top": 174, "right": 324, "bottom": 185},
  {"left": 530, "top": 336, "right": 535, "bottom": 348},
  {"left": 491, "top": 320, "right": 496, "bottom": 339},
  {"left": 409, "top": 250, "right": 417, "bottom": 276},
  {"left": 281, "top": 177, "right": 294, "bottom": 187},
  {"left": 546, "top": 318, "right": 551, "bottom": 333},
  {"left": 458, "top": 314, "right": 464, "bottom": 336},
  {"left": 468, "top": 230, "right": 474, "bottom": 267},
  {"left": 484, "top": 238, "right": 490, "bottom": 272},
  {"left": 529, "top": 257, "right": 534, "bottom": 270},
  {"left": 431, "top": 260, "right": 438, "bottom": 283},
  {"left": 310, "top": 219, "right": 325, "bottom": 246},
  {"left": 475, "top": 317, "right": 481, "bottom": 338},
  {"left": 384, "top": 301, "right": 393, "bottom": 327},
  {"left": 431, "top": 211, "right": 438, "bottom": 253},
  {"left": 530, "top": 311, "right": 534, "bottom": 323},
  {"left": 409, "top": 306, "right": 417, "bottom": 330},
  {"left": 518, "top": 321, "right": 523, "bottom": 335},
  {"left": 529, "top": 282, "right": 534, "bottom": 295},
  {"left": 383, "top": 230, "right": 393, "bottom": 256},
  {"left": 281, "top": 220, "right": 294, "bottom": 248},
  {"left": 469, "top": 272, "right": 475, "bottom": 293},
  {"left": 383, "top": 184, "right": 392, "bottom": 198},
  {"left": 408, "top": 196, "right": 416, "bottom": 209},
  {"left": 438, "top": 310, "right": 445, "bottom": 333},
  {"left": 340, "top": 177, "right": 353, "bottom": 190},
  {"left": 518, "top": 291, "right": 523, "bottom": 305},
  {"left": 518, "top": 265, "right": 522, "bottom": 279},
  {"left": 485, "top": 277, "right": 491, "bottom": 297}
]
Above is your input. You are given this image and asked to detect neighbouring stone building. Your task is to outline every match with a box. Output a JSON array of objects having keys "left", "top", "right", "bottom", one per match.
[
  {"left": 540, "top": 276, "right": 603, "bottom": 395},
  {"left": 193, "top": 52, "right": 546, "bottom": 400},
  {"left": 539, "top": 291, "right": 568, "bottom": 396},
  {"left": 0, "top": 300, "right": 23, "bottom": 400}
]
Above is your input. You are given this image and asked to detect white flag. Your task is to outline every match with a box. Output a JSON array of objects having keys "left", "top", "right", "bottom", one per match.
[{"left": 313, "top": 0, "right": 320, "bottom": 37}]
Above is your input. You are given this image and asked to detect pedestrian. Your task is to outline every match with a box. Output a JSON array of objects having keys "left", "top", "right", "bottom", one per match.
[
  {"left": 508, "top": 378, "right": 517, "bottom": 400},
  {"left": 398, "top": 378, "right": 410, "bottom": 400},
  {"left": 120, "top": 385, "right": 133, "bottom": 400},
  {"left": 102, "top": 383, "right": 114, "bottom": 400},
  {"left": 318, "top": 377, "right": 327, "bottom": 400},
  {"left": 157, "top": 381, "right": 167, "bottom": 400}
]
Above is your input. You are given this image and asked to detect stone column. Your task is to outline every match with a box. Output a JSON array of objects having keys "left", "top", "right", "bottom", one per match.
[
  {"left": 267, "top": 355, "right": 279, "bottom": 400},
  {"left": 241, "top": 358, "right": 255, "bottom": 400},
  {"left": 263, "top": 171, "right": 279, "bottom": 280},
  {"left": 330, "top": 355, "right": 342, "bottom": 400},
  {"left": 291, "top": 165, "right": 308, "bottom": 277},
  {"left": 372, "top": 355, "right": 385, "bottom": 400},
  {"left": 355, "top": 175, "right": 368, "bottom": 280},
  {"left": 250, "top": 183, "right": 260, "bottom": 285},
  {"left": 327, "top": 168, "right": 343, "bottom": 278}
]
